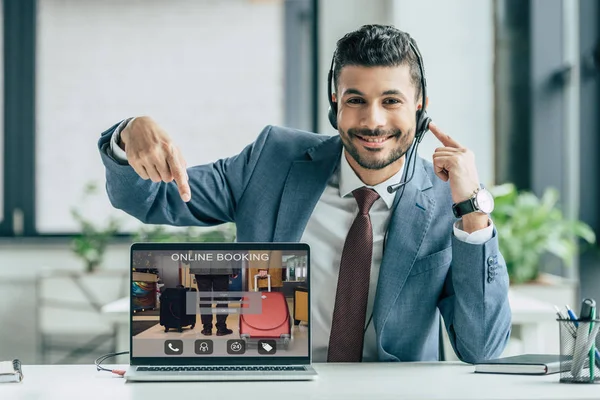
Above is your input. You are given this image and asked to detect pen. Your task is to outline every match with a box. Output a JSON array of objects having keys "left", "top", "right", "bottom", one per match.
[
  {"left": 566, "top": 305, "right": 578, "bottom": 327},
  {"left": 563, "top": 304, "right": 600, "bottom": 371},
  {"left": 554, "top": 305, "right": 576, "bottom": 337}
]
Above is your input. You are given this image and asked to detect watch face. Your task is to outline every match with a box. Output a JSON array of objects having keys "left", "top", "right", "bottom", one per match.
[{"left": 475, "top": 189, "right": 495, "bottom": 214}]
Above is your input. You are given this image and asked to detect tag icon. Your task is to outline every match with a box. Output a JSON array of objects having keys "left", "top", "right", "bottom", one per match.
[{"left": 258, "top": 340, "right": 277, "bottom": 355}]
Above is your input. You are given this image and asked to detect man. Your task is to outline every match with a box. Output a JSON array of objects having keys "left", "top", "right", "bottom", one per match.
[
  {"left": 99, "top": 24, "right": 511, "bottom": 363},
  {"left": 188, "top": 253, "right": 241, "bottom": 336}
]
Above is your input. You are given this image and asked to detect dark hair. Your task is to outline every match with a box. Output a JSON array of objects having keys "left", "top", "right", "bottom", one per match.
[{"left": 333, "top": 24, "right": 422, "bottom": 102}]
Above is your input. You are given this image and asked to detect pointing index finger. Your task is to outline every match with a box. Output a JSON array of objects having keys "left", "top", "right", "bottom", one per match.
[
  {"left": 167, "top": 151, "right": 191, "bottom": 202},
  {"left": 429, "top": 122, "right": 462, "bottom": 148}
]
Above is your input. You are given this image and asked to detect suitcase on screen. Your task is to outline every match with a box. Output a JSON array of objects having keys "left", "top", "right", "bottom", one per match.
[
  {"left": 159, "top": 285, "right": 197, "bottom": 333},
  {"left": 239, "top": 274, "right": 291, "bottom": 349}
]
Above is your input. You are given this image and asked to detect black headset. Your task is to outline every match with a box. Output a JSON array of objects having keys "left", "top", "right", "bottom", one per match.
[{"left": 327, "top": 40, "right": 431, "bottom": 144}]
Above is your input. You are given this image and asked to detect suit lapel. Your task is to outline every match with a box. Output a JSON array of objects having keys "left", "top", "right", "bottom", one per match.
[
  {"left": 373, "top": 156, "right": 435, "bottom": 329},
  {"left": 272, "top": 136, "right": 342, "bottom": 242}
]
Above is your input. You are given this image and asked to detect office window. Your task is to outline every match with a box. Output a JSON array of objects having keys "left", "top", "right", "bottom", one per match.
[{"left": 36, "top": 0, "right": 285, "bottom": 233}]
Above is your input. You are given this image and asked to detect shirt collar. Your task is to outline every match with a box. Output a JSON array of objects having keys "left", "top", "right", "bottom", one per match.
[{"left": 338, "top": 151, "right": 404, "bottom": 209}]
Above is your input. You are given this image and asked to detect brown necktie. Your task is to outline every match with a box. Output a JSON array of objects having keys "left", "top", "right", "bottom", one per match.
[{"left": 327, "top": 187, "right": 380, "bottom": 362}]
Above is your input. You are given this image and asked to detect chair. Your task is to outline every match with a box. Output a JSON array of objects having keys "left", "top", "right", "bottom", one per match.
[
  {"left": 35, "top": 269, "right": 128, "bottom": 364},
  {"left": 293, "top": 286, "right": 308, "bottom": 325}
]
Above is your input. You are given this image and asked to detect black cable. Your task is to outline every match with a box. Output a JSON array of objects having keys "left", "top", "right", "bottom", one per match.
[{"left": 94, "top": 351, "right": 130, "bottom": 376}]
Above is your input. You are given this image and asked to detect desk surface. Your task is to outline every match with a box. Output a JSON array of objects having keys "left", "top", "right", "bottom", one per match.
[{"left": 1, "top": 362, "right": 599, "bottom": 400}]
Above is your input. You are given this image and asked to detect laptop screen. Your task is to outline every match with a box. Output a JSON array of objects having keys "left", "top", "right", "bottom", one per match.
[{"left": 130, "top": 242, "right": 310, "bottom": 365}]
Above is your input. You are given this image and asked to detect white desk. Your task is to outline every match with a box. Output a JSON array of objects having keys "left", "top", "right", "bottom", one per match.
[{"left": 1, "top": 363, "right": 599, "bottom": 400}]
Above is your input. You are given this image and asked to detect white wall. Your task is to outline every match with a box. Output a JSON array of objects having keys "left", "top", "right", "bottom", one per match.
[{"left": 35, "top": 0, "right": 283, "bottom": 234}]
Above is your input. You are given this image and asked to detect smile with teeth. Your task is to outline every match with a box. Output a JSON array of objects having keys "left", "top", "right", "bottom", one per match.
[{"left": 356, "top": 135, "right": 393, "bottom": 143}]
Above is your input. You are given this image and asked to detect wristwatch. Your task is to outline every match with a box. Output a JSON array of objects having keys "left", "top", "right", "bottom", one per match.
[{"left": 452, "top": 186, "right": 495, "bottom": 218}]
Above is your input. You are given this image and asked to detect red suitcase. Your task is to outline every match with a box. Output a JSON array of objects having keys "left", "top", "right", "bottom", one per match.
[{"left": 239, "top": 274, "right": 291, "bottom": 349}]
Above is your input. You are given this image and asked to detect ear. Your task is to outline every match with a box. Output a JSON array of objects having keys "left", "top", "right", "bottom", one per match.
[
  {"left": 417, "top": 96, "right": 429, "bottom": 110},
  {"left": 332, "top": 92, "right": 337, "bottom": 103}
]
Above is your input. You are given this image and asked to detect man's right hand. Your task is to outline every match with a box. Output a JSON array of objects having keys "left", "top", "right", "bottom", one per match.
[{"left": 120, "top": 116, "right": 191, "bottom": 202}]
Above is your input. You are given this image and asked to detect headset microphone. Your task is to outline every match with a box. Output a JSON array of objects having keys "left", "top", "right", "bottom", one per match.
[
  {"left": 385, "top": 41, "right": 431, "bottom": 194},
  {"left": 386, "top": 141, "right": 418, "bottom": 194}
]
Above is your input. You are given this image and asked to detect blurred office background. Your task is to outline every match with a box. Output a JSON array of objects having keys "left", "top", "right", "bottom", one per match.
[{"left": 0, "top": 0, "right": 598, "bottom": 364}]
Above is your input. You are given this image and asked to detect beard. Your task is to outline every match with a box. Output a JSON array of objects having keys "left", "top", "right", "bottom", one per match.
[{"left": 340, "top": 126, "right": 414, "bottom": 170}]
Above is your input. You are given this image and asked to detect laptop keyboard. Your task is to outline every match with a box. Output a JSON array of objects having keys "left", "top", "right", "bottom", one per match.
[{"left": 138, "top": 366, "right": 306, "bottom": 372}]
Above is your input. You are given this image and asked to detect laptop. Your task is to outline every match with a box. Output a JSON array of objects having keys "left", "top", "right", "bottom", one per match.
[{"left": 124, "top": 242, "right": 317, "bottom": 381}]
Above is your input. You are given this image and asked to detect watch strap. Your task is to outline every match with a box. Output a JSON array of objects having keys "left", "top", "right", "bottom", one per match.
[{"left": 452, "top": 198, "right": 477, "bottom": 218}]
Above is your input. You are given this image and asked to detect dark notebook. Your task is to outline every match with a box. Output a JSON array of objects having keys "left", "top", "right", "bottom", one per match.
[{"left": 474, "top": 354, "right": 570, "bottom": 375}]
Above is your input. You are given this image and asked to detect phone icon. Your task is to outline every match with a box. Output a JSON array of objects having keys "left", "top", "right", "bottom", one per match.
[{"left": 164, "top": 340, "right": 184, "bottom": 355}]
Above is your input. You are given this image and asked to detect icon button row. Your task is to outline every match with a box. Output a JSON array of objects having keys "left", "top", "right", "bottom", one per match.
[{"left": 164, "top": 339, "right": 278, "bottom": 355}]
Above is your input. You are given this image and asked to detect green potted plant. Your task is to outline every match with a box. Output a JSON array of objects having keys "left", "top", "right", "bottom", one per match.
[
  {"left": 71, "top": 182, "right": 122, "bottom": 273},
  {"left": 489, "top": 183, "right": 596, "bottom": 284}
]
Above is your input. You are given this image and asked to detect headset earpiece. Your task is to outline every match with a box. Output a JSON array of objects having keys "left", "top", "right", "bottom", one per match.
[
  {"left": 415, "top": 109, "right": 432, "bottom": 143},
  {"left": 410, "top": 41, "right": 430, "bottom": 144},
  {"left": 327, "top": 63, "right": 339, "bottom": 130},
  {"left": 328, "top": 103, "right": 338, "bottom": 130}
]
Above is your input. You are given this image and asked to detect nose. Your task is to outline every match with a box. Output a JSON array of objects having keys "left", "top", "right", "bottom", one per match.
[{"left": 360, "top": 103, "right": 386, "bottom": 131}]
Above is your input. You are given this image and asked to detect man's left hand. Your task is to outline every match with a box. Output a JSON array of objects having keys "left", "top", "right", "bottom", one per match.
[
  {"left": 430, "top": 122, "right": 480, "bottom": 204},
  {"left": 429, "top": 122, "right": 489, "bottom": 233}
]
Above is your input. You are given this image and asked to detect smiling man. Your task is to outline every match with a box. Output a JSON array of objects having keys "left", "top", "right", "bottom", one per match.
[
  {"left": 336, "top": 70, "right": 414, "bottom": 175},
  {"left": 98, "top": 24, "right": 511, "bottom": 363}
]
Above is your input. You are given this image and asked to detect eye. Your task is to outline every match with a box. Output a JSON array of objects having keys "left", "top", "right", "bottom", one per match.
[
  {"left": 346, "top": 98, "right": 365, "bottom": 105},
  {"left": 383, "top": 98, "right": 402, "bottom": 105}
]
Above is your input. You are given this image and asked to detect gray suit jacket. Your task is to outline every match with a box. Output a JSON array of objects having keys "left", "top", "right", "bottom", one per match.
[{"left": 99, "top": 123, "right": 511, "bottom": 363}]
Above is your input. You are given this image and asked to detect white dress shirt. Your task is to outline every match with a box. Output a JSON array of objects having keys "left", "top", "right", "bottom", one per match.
[{"left": 108, "top": 120, "right": 494, "bottom": 362}]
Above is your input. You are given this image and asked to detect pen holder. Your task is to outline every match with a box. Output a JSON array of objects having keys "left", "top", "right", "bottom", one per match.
[{"left": 558, "top": 318, "right": 600, "bottom": 383}]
